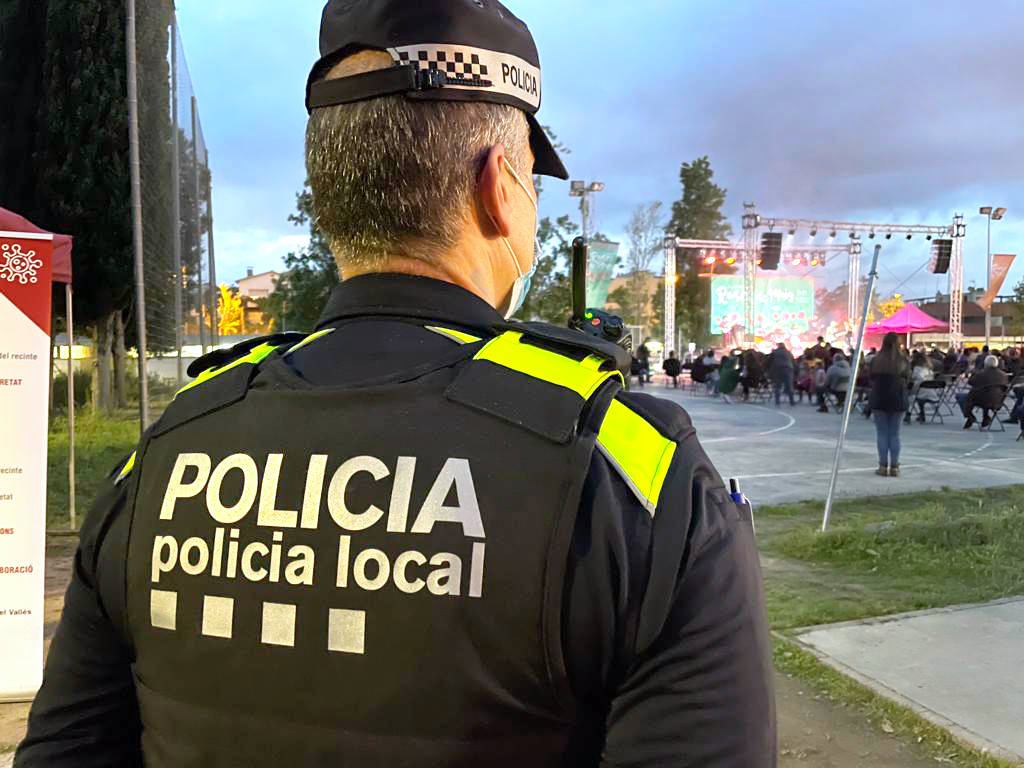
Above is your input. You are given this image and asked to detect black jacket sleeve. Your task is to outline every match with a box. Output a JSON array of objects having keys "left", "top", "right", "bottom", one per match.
[
  {"left": 568, "top": 393, "right": 776, "bottom": 767},
  {"left": 14, "top": 475, "right": 142, "bottom": 768}
]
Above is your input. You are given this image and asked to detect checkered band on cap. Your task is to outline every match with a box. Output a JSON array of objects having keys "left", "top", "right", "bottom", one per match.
[{"left": 387, "top": 43, "right": 541, "bottom": 111}]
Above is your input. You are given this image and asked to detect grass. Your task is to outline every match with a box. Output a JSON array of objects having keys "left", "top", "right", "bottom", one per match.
[
  {"left": 757, "top": 485, "right": 1024, "bottom": 630},
  {"left": 47, "top": 409, "right": 139, "bottom": 530},
  {"left": 760, "top": 486, "right": 1024, "bottom": 766},
  {"left": 774, "top": 636, "right": 1016, "bottom": 768}
]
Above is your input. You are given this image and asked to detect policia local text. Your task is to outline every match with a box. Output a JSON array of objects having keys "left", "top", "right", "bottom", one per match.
[{"left": 152, "top": 452, "right": 486, "bottom": 597}]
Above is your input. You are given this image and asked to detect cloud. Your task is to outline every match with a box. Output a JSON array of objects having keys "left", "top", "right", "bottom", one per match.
[{"left": 178, "top": 0, "right": 1024, "bottom": 302}]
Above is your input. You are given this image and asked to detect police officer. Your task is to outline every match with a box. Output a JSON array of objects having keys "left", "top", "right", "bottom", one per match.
[{"left": 16, "top": 2, "right": 775, "bottom": 765}]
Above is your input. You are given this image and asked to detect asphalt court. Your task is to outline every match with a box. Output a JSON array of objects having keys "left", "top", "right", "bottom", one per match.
[{"left": 646, "top": 385, "right": 1024, "bottom": 505}]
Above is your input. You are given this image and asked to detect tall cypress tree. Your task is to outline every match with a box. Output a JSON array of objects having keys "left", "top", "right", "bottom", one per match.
[
  {"left": 0, "top": 0, "right": 50, "bottom": 213},
  {"left": 667, "top": 156, "right": 733, "bottom": 346}
]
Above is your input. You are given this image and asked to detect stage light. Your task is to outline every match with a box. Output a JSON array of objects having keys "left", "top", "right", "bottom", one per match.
[
  {"left": 791, "top": 256, "right": 802, "bottom": 267},
  {"left": 788, "top": 228, "right": 796, "bottom": 236},
  {"left": 906, "top": 234, "right": 913, "bottom": 240},
  {"left": 703, "top": 253, "right": 717, "bottom": 266},
  {"left": 926, "top": 235, "right": 932, "bottom": 241},
  {"left": 810, "top": 258, "right": 819, "bottom": 267},
  {"left": 810, "top": 228, "right": 818, "bottom": 237},
  {"left": 849, "top": 231, "right": 856, "bottom": 238},
  {"left": 869, "top": 231, "right": 876, "bottom": 239},
  {"left": 725, "top": 256, "right": 737, "bottom": 265},
  {"left": 830, "top": 230, "right": 837, "bottom": 238},
  {"left": 885, "top": 232, "right": 892, "bottom": 239}
]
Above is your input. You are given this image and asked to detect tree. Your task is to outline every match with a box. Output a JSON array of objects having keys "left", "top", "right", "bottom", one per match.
[
  {"left": 516, "top": 215, "right": 576, "bottom": 324},
  {"left": 878, "top": 293, "right": 905, "bottom": 319},
  {"left": 666, "top": 157, "right": 733, "bottom": 347},
  {"left": 1008, "top": 278, "right": 1024, "bottom": 338},
  {"left": 217, "top": 285, "right": 244, "bottom": 337},
  {"left": 616, "top": 202, "right": 663, "bottom": 334},
  {"left": 264, "top": 186, "right": 339, "bottom": 332}
]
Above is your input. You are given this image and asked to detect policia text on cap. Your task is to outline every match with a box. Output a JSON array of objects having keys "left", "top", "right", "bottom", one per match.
[{"left": 15, "top": 1, "right": 776, "bottom": 766}]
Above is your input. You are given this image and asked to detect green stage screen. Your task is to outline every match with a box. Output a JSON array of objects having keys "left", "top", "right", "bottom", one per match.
[{"left": 709, "top": 276, "right": 815, "bottom": 336}]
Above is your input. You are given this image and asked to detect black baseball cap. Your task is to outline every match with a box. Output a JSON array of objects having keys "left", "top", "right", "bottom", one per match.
[{"left": 306, "top": 0, "right": 568, "bottom": 180}]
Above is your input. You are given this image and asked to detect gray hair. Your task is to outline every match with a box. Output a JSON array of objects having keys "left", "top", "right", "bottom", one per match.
[
  {"left": 306, "top": 94, "right": 530, "bottom": 272},
  {"left": 984, "top": 355, "right": 999, "bottom": 368}
]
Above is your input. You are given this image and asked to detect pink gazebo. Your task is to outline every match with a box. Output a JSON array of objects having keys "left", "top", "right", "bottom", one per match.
[{"left": 867, "top": 304, "right": 948, "bottom": 345}]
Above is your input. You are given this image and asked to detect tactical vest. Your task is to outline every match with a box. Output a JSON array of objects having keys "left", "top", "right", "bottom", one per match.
[{"left": 116, "top": 325, "right": 677, "bottom": 767}]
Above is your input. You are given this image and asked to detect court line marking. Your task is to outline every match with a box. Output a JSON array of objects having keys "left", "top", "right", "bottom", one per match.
[{"left": 702, "top": 406, "right": 796, "bottom": 444}]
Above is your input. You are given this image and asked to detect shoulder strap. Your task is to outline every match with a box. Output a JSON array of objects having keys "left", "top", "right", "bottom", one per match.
[
  {"left": 594, "top": 397, "right": 677, "bottom": 516},
  {"left": 444, "top": 330, "right": 624, "bottom": 444}
]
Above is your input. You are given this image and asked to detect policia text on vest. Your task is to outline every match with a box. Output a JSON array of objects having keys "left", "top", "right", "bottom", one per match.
[{"left": 153, "top": 452, "right": 487, "bottom": 634}]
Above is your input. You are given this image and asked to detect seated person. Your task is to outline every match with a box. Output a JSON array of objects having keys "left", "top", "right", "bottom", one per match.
[
  {"left": 662, "top": 351, "right": 682, "bottom": 388},
  {"left": 957, "top": 355, "right": 1009, "bottom": 429},
  {"left": 795, "top": 359, "right": 814, "bottom": 403},
  {"left": 819, "top": 354, "right": 851, "bottom": 412},
  {"left": 1004, "top": 383, "right": 1024, "bottom": 426},
  {"left": 908, "top": 351, "right": 937, "bottom": 423}
]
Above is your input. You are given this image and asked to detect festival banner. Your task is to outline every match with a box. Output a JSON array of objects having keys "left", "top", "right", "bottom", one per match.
[
  {"left": 0, "top": 232, "right": 52, "bottom": 702},
  {"left": 977, "top": 254, "right": 1016, "bottom": 312},
  {"left": 585, "top": 240, "right": 620, "bottom": 309},
  {"left": 709, "top": 275, "right": 816, "bottom": 337}
]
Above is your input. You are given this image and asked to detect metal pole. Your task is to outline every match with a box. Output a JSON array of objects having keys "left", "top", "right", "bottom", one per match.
[
  {"left": 206, "top": 174, "right": 218, "bottom": 347},
  {"left": 984, "top": 213, "right": 992, "bottom": 347},
  {"left": 821, "top": 245, "right": 882, "bottom": 533},
  {"left": 125, "top": 0, "right": 150, "bottom": 432},
  {"left": 170, "top": 16, "right": 183, "bottom": 386},
  {"left": 191, "top": 96, "right": 206, "bottom": 352},
  {"left": 65, "top": 284, "right": 76, "bottom": 530},
  {"left": 664, "top": 241, "right": 676, "bottom": 355},
  {"left": 581, "top": 192, "right": 590, "bottom": 242}
]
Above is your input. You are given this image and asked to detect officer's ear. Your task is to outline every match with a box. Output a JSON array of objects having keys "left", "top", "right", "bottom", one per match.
[{"left": 478, "top": 144, "right": 513, "bottom": 239}]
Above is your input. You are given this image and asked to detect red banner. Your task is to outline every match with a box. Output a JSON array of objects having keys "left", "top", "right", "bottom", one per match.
[
  {"left": 0, "top": 231, "right": 52, "bottom": 701},
  {"left": 977, "top": 253, "right": 1016, "bottom": 312}
]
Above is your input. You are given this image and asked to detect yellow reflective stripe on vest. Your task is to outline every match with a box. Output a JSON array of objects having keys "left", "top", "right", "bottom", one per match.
[
  {"left": 115, "top": 450, "right": 137, "bottom": 485},
  {"left": 474, "top": 331, "right": 623, "bottom": 399},
  {"left": 596, "top": 399, "right": 677, "bottom": 517},
  {"left": 283, "top": 327, "right": 335, "bottom": 356},
  {"left": 425, "top": 326, "right": 483, "bottom": 345},
  {"left": 175, "top": 342, "right": 280, "bottom": 397}
]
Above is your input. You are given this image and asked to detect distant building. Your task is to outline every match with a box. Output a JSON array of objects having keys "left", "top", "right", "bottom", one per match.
[
  {"left": 236, "top": 267, "right": 280, "bottom": 299},
  {"left": 907, "top": 292, "right": 1021, "bottom": 344}
]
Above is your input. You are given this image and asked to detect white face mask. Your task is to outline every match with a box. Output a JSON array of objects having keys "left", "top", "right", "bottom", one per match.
[{"left": 489, "top": 158, "right": 539, "bottom": 320}]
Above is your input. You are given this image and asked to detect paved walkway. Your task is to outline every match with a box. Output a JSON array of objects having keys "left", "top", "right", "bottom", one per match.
[
  {"left": 646, "top": 385, "right": 1024, "bottom": 505},
  {"left": 795, "top": 597, "right": 1024, "bottom": 762}
]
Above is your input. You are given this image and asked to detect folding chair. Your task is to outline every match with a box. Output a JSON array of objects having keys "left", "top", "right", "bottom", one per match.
[
  {"left": 915, "top": 379, "right": 948, "bottom": 424},
  {"left": 933, "top": 374, "right": 961, "bottom": 421},
  {"left": 981, "top": 386, "right": 1011, "bottom": 432}
]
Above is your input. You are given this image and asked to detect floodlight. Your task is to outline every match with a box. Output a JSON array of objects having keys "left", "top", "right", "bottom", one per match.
[
  {"left": 979, "top": 206, "right": 993, "bottom": 215},
  {"left": 570, "top": 180, "right": 585, "bottom": 195},
  {"left": 993, "top": 207, "right": 1007, "bottom": 220}
]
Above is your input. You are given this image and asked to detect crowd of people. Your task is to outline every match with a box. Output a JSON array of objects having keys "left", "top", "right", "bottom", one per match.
[{"left": 654, "top": 338, "right": 1024, "bottom": 475}]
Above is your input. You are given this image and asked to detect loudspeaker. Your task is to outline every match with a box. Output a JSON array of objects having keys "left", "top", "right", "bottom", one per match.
[
  {"left": 929, "top": 239, "right": 952, "bottom": 274},
  {"left": 760, "top": 232, "right": 783, "bottom": 271}
]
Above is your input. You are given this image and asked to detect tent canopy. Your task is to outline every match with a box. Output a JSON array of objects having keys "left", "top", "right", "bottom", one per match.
[
  {"left": 867, "top": 303, "right": 948, "bottom": 335},
  {"left": 0, "top": 207, "right": 73, "bottom": 284}
]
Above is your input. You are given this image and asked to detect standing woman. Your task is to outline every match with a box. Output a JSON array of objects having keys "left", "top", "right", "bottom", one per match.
[{"left": 869, "top": 332, "right": 911, "bottom": 476}]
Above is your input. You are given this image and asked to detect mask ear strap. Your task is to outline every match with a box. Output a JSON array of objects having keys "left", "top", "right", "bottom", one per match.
[{"left": 503, "top": 158, "right": 537, "bottom": 209}]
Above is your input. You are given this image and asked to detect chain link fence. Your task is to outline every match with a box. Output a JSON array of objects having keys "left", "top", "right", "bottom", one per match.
[{"left": 134, "top": 0, "right": 216, "bottom": 419}]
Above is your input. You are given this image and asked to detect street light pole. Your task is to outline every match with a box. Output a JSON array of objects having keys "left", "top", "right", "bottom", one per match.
[
  {"left": 569, "top": 180, "right": 605, "bottom": 242},
  {"left": 979, "top": 206, "right": 1006, "bottom": 348}
]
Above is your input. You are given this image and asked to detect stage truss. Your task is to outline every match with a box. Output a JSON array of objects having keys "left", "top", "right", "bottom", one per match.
[{"left": 739, "top": 207, "right": 966, "bottom": 347}]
